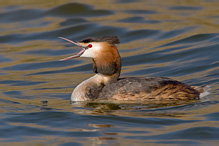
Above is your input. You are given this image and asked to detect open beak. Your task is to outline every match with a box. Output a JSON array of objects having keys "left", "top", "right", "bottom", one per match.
[{"left": 59, "top": 37, "right": 86, "bottom": 61}]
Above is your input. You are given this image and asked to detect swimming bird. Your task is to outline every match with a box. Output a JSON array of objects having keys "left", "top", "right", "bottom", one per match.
[{"left": 59, "top": 36, "right": 206, "bottom": 102}]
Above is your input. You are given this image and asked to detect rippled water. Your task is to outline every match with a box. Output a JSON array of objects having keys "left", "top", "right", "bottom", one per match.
[{"left": 0, "top": 0, "right": 219, "bottom": 145}]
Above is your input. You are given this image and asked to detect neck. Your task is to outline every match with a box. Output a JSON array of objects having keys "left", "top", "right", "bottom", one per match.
[{"left": 92, "top": 44, "right": 121, "bottom": 77}]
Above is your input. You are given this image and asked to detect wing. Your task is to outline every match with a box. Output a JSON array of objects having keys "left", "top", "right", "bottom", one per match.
[{"left": 98, "top": 77, "right": 199, "bottom": 100}]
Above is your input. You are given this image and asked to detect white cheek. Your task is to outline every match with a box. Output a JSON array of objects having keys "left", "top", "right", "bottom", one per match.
[
  {"left": 80, "top": 49, "right": 94, "bottom": 58},
  {"left": 80, "top": 43, "right": 102, "bottom": 58}
]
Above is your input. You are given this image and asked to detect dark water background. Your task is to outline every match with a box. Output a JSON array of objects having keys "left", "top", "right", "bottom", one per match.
[{"left": 0, "top": 0, "right": 219, "bottom": 145}]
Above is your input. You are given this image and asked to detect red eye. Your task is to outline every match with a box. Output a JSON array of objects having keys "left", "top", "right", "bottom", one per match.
[{"left": 88, "top": 44, "right": 92, "bottom": 48}]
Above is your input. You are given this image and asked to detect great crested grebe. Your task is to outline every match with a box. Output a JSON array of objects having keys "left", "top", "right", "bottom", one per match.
[{"left": 59, "top": 36, "right": 207, "bottom": 102}]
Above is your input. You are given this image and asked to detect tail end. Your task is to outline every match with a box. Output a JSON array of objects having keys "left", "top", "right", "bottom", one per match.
[{"left": 192, "top": 85, "right": 210, "bottom": 98}]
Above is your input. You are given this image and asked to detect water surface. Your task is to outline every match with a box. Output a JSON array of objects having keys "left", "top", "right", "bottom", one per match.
[{"left": 0, "top": 0, "right": 219, "bottom": 145}]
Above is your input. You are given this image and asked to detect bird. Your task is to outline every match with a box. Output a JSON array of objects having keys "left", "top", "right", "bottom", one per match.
[{"left": 59, "top": 36, "right": 207, "bottom": 102}]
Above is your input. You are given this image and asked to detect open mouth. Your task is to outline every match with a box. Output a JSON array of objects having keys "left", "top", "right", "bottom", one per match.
[{"left": 59, "top": 37, "right": 85, "bottom": 61}]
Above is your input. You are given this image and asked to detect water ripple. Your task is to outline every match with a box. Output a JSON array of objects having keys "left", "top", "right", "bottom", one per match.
[
  {"left": 46, "top": 3, "right": 113, "bottom": 17},
  {"left": 169, "top": 6, "right": 203, "bottom": 10}
]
